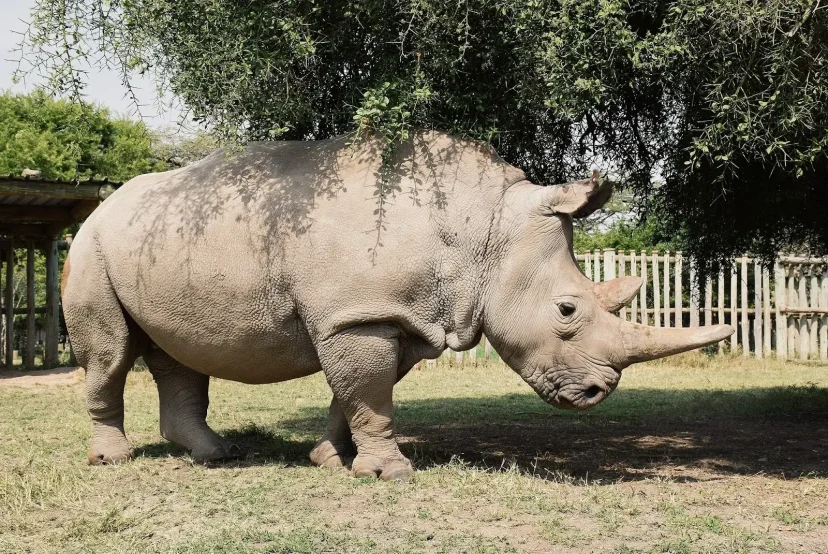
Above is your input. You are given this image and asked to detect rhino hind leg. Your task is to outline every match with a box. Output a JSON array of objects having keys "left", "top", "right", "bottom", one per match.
[
  {"left": 62, "top": 252, "right": 143, "bottom": 465},
  {"left": 309, "top": 397, "right": 356, "bottom": 468},
  {"left": 143, "top": 346, "right": 241, "bottom": 463},
  {"left": 317, "top": 323, "right": 412, "bottom": 481}
]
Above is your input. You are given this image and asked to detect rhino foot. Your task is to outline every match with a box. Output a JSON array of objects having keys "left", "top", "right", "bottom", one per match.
[
  {"left": 191, "top": 442, "right": 243, "bottom": 464},
  {"left": 309, "top": 439, "right": 356, "bottom": 468},
  {"left": 352, "top": 453, "right": 413, "bottom": 482},
  {"left": 87, "top": 435, "right": 133, "bottom": 465}
]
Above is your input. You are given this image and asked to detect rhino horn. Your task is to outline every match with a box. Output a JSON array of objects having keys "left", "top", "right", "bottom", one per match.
[
  {"left": 593, "top": 276, "right": 643, "bottom": 313},
  {"left": 619, "top": 322, "right": 734, "bottom": 365}
]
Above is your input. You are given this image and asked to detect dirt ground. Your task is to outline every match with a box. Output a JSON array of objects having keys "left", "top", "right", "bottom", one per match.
[
  {"left": 2, "top": 359, "right": 827, "bottom": 553},
  {"left": 0, "top": 366, "right": 81, "bottom": 388}
]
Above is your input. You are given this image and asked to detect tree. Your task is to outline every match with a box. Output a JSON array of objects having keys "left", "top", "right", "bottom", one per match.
[
  {"left": 0, "top": 90, "right": 163, "bottom": 181},
  {"left": 18, "top": 0, "right": 828, "bottom": 269}
]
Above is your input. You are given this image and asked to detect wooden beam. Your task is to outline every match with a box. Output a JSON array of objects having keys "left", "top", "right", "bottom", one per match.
[
  {"left": 45, "top": 239, "right": 59, "bottom": 368},
  {"left": 25, "top": 240, "right": 35, "bottom": 369},
  {"left": 0, "top": 224, "right": 54, "bottom": 238},
  {"left": 69, "top": 200, "right": 100, "bottom": 221},
  {"left": 5, "top": 243, "right": 13, "bottom": 367},
  {"left": 0, "top": 180, "right": 114, "bottom": 201},
  {"left": 0, "top": 205, "right": 74, "bottom": 223}
]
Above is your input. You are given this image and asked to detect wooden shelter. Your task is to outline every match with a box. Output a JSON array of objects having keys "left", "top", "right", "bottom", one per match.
[{"left": 0, "top": 174, "right": 117, "bottom": 368}]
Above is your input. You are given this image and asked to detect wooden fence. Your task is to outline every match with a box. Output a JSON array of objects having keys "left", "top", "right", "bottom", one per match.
[{"left": 431, "top": 250, "right": 828, "bottom": 364}]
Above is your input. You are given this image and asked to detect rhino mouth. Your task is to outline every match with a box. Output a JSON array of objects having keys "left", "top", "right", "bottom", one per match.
[{"left": 541, "top": 368, "right": 620, "bottom": 410}]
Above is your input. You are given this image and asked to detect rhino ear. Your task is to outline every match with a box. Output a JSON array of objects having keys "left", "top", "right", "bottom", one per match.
[
  {"left": 594, "top": 276, "right": 643, "bottom": 313},
  {"left": 536, "top": 170, "right": 613, "bottom": 218}
]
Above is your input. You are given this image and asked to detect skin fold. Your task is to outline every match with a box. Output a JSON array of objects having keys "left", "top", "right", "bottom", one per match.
[{"left": 62, "top": 131, "right": 731, "bottom": 480}]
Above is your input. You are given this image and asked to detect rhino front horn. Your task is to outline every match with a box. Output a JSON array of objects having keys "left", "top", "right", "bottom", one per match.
[{"left": 620, "top": 322, "right": 734, "bottom": 365}]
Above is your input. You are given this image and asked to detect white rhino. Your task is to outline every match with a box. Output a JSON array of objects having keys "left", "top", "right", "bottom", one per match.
[{"left": 62, "top": 131, "right": 731, "bottom": 480}]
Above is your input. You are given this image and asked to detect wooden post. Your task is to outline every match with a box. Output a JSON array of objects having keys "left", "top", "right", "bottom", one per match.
[
  {"left": 704, "top": 275, "right": 713, "bottom": 327},
  {"left": 663, "top": 252, "right": 670, "bottom": 328},
  {"left": 652, "top": 250, "right": 661, "bottom": 327},
  {"left": 630, "top": 251, "right": 638, "bottom": 323},
  {"left": 5, "top": 242, "right": 13, "bottom": 367},
  {"left": 741, "top": 256, "right": 749, "bottom": 357},
  {"left": 798, "top": 269, "right": 809, "bottom": 361},
  {"left": 618, "top": 251, "right": 628, "bottom": 320},
  {"left": 45, "top": 239, "right": 59, "bottom": 368},
  {"left": 593, "top": 249, "right": 601, "bottom": 282},
  {"left": 809, "top": 267, "right": 819, "bottom": 356},
  {"left": 753, "top": 260, "right": 763, "bottom": 359},
  {"left": 674, "top": 253, "right": 683, "bottom": 328},
  {"left": 25, "top": 240, "right": 35, "bottom": 369},
  {"left": 455, "top": 349, "right": 464, "bottom": 366},
  {"left": 730, "top": 263, "right": 738, "bottom": 351},
  {"left": 640, "top": 251, "right": 649, "bottom": 326},
  {"left": 774, "top": 261, "right": 787, "bottom": 360},
  {"left": 689, "top": 260, "right": 699, "bottom": 327},
  {"left": 484, "top": 336, "right": 492, "bottom": 359},
  {"left": 788, "top": 267, "right": 798, "bottom": 358},
  {"left": 603, "top": 248, "right": 616, "bottom": 281},
  {"left": 717, "top": 270, "right": 725, "bottom": 353},
  {"left": 821, "top": 265, "right": 828, "bottom": 362},
  {"left": 762, "top": 266, "right": 771, "bottom": 358},
  {"left": 584, "top": 251, "right": 592, "bottom": 281}
]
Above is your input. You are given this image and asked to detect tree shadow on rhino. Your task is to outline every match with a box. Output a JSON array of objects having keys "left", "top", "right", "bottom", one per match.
[{"left": 136, "top": 384, "right": 828, "bottom": 482}]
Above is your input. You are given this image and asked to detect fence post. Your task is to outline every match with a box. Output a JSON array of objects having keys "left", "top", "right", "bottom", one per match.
[
  {"left": 774, "top": 261, "right": 787, "bottom": 360},
  {"left": 753, "top": 260, "right": 763, "bottom": 359},
  {"left": 618, "top": 251, "right": 627, "bottom": 320},
  {"left": 640, "top": 250, "right": 649, "bottom": 326},
  {"left": 730, "top": 263, "right": 739, "bottom": 351},
  {"left": 662, "top": 251, "right": 670, "bottom": 328},
  {"left": 762, "top": 266, "right": 771, "bottom": 358},
  {"left": 704, "top": 275, "right": 713, "bottom": 327},
  {"left": 810, "top": 267, "right": 819, "bottom": 356},
  {"left": 593, "top": 249, "right": 601, "bottom": 282},
  {"left": 484, "top": 336, "right": 492, "bottom": 359},
  {"left": 674, "top": 252, "right": 683, "bottom": 328},
  {"left": 630, "top": 251, "right": 638, "bottom": 323},
  {"left": 603, "top": 248, "right": 616, "bottom": 282},
  {"left": 821, "top": 265, "right": 827, "bottom": 362},
  {"left": 741, "top": 256, "right": 749, "bottom": 357},
  {"left": 652, "top": 250, "right": 661, "bottom": 327},
  {"left": 689, "top": 260, "right": 699, "bottom": 328},
  {"left": 788, "top": 266, "right": 799, "bottom": 358},
  {"left": 584, "top": 251, "right": 592, "bottom": 281},
  {"left": 717, "top": 270, "right": 725, "bottom": 354},
  {"left": 798, "top": 269, "right": 809, "bottom": 360}
]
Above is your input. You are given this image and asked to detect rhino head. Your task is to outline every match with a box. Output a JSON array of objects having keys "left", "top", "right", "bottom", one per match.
[{"left": 482, "top": 172, "right": 732, "bottom": 410}]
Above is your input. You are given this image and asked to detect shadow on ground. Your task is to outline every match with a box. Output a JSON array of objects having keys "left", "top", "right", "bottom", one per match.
[{"left": 135, "top": 386, "right": 828, "bottom": 482}]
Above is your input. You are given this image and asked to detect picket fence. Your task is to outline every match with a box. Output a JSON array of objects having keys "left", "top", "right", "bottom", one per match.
[{"left": 431, "top": 250, "right": 828, "bottom": 365}]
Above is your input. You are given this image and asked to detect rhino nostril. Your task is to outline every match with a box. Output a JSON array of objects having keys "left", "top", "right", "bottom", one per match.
[{"left": 584, "top": 385, "right": 604, "bottom": 400}]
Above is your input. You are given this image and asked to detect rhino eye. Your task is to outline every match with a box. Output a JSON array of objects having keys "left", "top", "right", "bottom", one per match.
[{"left": 558, "top": 302, "right": 576, "bottom": 317}]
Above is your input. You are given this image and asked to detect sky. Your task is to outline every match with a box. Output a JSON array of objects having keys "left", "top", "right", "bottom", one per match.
[{"left": 0, "top": 0, "right": 181, "bottom": 129}]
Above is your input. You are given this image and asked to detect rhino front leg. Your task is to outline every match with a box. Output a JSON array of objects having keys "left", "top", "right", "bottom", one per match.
[
  {"left": 317, "top": 324, "right": 412, "bottom": 481},
  {"left": 143, "top": 346, "right": 241, "bottom": 463}
]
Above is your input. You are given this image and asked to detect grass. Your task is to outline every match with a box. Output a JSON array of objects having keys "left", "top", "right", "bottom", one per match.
[{"left": 1, "top": 353, "right": 827, "bottom": 553}]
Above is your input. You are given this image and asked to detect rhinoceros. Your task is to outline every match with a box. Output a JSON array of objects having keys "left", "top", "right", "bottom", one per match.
[{"left": 62, "top": 131, "right": 731, "bottom": 480}]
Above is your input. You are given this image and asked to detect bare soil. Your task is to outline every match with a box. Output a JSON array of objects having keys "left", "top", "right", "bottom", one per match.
[{"left": 0, "top": 366, "right": 81, "bottom": 388}]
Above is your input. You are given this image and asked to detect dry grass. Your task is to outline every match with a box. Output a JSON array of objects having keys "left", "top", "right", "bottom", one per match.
[{"left": 1, "top": 353, "right": 827, "bottom": 553}]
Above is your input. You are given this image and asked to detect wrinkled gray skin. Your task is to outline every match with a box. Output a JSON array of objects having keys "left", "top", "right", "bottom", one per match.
[{"left": 62, "top": 132, "right": 732, "bottom": 480}]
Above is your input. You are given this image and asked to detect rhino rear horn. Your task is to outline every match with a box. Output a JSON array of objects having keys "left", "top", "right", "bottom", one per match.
[
  {"left": 594, "top": 276, "right": 643, "bottom": 313},
  {"left": 536, "top": 170, "right": 613, "bottom": 218}
]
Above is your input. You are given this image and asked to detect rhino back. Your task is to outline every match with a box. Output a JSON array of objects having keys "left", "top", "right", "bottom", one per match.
[{"left": 83, "top": 132, "right": 521, "bottom": 382}]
